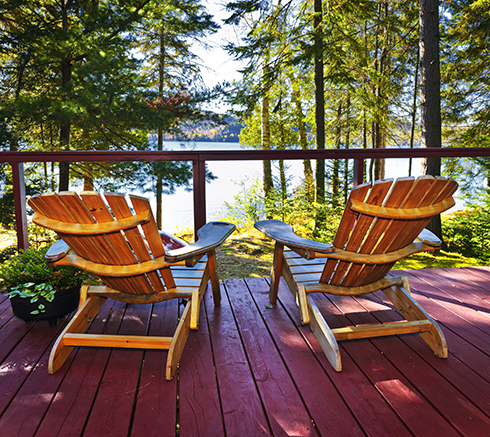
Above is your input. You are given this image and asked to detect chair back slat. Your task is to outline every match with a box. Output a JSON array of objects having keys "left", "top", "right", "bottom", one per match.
[
  {"left": 320, "top": 182, "right": 371, "bottom": 283},
  {"left": 30, "top": 193, "right": 100, "bottom": 262},
  {"left": 105, "top": 193, "right": 171, "bottom": 291},
  {"left": 340, "top": 177, "right": 416, "bottom": 287},
  {"left": 324, "top": 179, "right": 393, "bottom": 285},
  {"left": 362, "top": 177, "right": 458, "bottom": 285},
  {"left": 28, "top": 192, "right": 174, "bottom": 295},
  {"left": 80, "top": 192, "right": 156, "bottom": 295},
  {"left": 30, "top": 193, "right": 132, "bottom": 292},
  {"left": 128, "top": 194, "right": 176, "bottom": 290},
  {"left": 354, "top": 177, "right": 438, "bottom": 286}
]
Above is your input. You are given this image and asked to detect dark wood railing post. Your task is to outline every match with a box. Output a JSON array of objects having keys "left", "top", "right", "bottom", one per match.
[
  {"left": 11, "top": 162, "right": 29, "bottom": 250},
  {"left": 193, "top": 156, "right": 207, "bottom": 239},
  {"left": 353, "top": 159, "right": 364, "bottom": 186}
]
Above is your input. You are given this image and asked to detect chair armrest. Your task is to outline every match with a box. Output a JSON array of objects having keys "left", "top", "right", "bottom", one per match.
[
  {"left": 45, "top": 239, "right": 71, "bottom": 263},
  {"left": 165, "top": 221, "right": 236, "bottom": 264},
  {"left": 415, "top": 228, "right": 442, "bottom": 247},
  {"left": 254, "top": 220, "right": 334, "bottom": 253}
]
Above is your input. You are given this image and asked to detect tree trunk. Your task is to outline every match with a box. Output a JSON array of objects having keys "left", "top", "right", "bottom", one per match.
[
  {"left": 420, "top": 0, "right": 442, "bottom": 237},
  {"left": 261, "top": 90, "right": 274, "bottom": 218},
  {"left": 51, "top": 162, "right": 55, "bottom": 191},
  {"left": 156, "top": 28, "right": 166, "bottom": 229},
  {"left": 313, "top": 0, "right": 325, "bottom": 235},
  {"left": 59, "top": 59, "right": 71, "bottom": 191},
  {"left": 83, "top": 173, "right": 94, "bottom": 191},
  {"left": 332, "top": 103, "right": 342, "bottom": 207},
  {"left": 288, "top": 72, "right": 314, "bottom": 202},
  {"left": 344, "top": 92, "right": 351, "bottom": 203},
  {"left": 59, "top": 4, "right": 72, "bottom": 192},
  {"left": 43, "top": 162, "right": 48, "bottom": 187},
  {"left": 372, "top": 1, "right": 387, "bottom": 182},
  {"left": 362, "top": 23, "right": 368, "bottom": 182},
  {"left": 279, "top": 159, "right": 286, "bottom": 203},
  {"left": 420, "top": 0, "right": 441, "bottom": 173},
  {"left": 409, "top": 45, "right": 420, "bottom": 176}
]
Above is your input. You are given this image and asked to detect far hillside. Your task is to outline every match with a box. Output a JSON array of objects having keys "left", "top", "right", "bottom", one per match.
[{"left": 164, "top": 115, "right": 242, "bottom": 143}]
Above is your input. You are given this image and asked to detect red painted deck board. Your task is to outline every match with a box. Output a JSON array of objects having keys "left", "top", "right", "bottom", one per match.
[
  {"left": 225, "top": 278, "right": 316, "bottom": 437},
  {"left": 204, "top": 281, "right": 270, "bottom": 437},
  {"left": 178, "top": 299, "right": 225, "bottom": 437},
  {"left": 333, "top": 292, "right": 490, "bottom": 436},
  {"left": 35, "top": 300, "right": 124, "bottom": 437},
  {"left": 130, "top": 300, "right": 178, "bottom": 436},
  {"left": 0, "top": 268, "right": 490, "bottom": 436},
  {"left": 249, "top": 278, "right": 366, "bottom": 436}
]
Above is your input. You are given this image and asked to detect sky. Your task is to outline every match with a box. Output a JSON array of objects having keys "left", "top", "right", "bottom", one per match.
[{"left": 198, "top": 1, "right": 244, "bottom": 109}]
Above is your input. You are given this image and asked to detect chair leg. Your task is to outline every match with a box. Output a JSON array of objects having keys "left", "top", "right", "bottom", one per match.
[
  {"left": 166, "top": 299, "right": 192, "bottom": 380},
  {"left": 307, "top": 296, "right": 342, "bottom": 372},
  {"left": 207, "top": 250, "right": 221, "bottom": 306},
  {"left": 79, "top": 284, "right": 89, "bottom": 308},
  {"left": 49, "top": 295, "right": 106, "bottom": 374},
  {"left": 383, "top": 283, "right": 448, "bottom": 358},
  {"left": 298, "top": 284, "right": 310, "bottom": 325},
  {"left": 269, "top": 243, "right": 284, "bottom": 303},
  {"left": 190, "top": 287, "right": 200, "bottom": 330}
]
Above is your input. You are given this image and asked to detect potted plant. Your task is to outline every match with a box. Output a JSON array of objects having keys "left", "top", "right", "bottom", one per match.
[{"left": 0, "top": 245, "right": 90, "bottom": 327}]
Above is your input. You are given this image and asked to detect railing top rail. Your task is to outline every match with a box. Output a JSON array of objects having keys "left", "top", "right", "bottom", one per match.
[{"left": 1, "top": 147, "right": 490, "bottom": 163}]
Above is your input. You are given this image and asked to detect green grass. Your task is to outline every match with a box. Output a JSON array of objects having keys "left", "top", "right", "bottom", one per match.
[
  {"left": 393, "top": 249, "right": 487, "bottom": 271},
  {"left": 209, "top": 228, "right": 487, "bottom": 279},
  {"left": 2, "top": 226, "right": 487, "bottom": 280}
]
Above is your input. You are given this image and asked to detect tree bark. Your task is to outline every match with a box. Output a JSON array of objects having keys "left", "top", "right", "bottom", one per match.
[
  {"left": 332, "top": 103, "right": 342, "bottom": 207},
  {"left": 313, "top": 0, "right": 325, "bottom": 235},
  {"left": 344, "top": 92, "right": 351, "bottom": 203},
  {"left": 372, "top": 1, "right": 387, "bottom": 182},
  {"left": 59, "top": 4, "right": 72, "bottom": 192},
  {"left": 420, "top": 0, "right": 442, "bottom": 173},
  {"left": 288, "top": 73, "right": 314, "bottom": 202},
  {"left": 409, "top": 45, "right": 420, "bottom": 176},
  {"left": 420, "top": 0, "right": 442, "bottom": 237},
  {"left": 314, "top": 0, "right": 325, "bottom": 202},
  {"left": 156, "top": 27, "right": 166, "bottom": 229},
  {"left": 83, "top": 173, "right": 94, "bottom": 191},
  {"left": 58, "top": 56, "right": 72, "bottom": 192},
  {"left": 261, "top": 91, "right": 274, "bottom": 218}
]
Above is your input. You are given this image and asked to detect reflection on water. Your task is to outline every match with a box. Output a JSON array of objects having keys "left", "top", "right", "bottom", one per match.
[
  {"left": 157, "top": 141, "right": 262, "bottom": 231},
  {"left": 146, "top": 141, "right": 459, "bottom": 232}
]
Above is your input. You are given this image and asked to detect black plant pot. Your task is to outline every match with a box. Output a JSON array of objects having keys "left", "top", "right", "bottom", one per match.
[{"left": 9, "top": 284, "right": 81, "bottom": 328}]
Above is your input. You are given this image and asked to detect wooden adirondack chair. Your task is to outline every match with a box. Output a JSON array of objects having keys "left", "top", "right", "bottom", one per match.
[
  {"left": 28, "top": 191, "right": 235, "bottom": 379},
  {"left": 255, "top": 176, "right": 458, "bottom": 371}
]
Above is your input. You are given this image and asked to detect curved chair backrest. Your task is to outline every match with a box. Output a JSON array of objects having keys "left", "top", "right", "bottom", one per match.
[
  {"left": 28, "top": 191, "right": 175, "bottom": 295},
  {"left": 321, "top": 176, "right": 458, "bottom": 288}
]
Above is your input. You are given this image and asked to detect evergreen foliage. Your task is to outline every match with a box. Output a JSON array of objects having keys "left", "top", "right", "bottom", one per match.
[
  {"left": 443, "top": 203, "right": 490, "bottom": 262},
  {"left": 1, "top": 0, "right": 490, "bottom": 256}
]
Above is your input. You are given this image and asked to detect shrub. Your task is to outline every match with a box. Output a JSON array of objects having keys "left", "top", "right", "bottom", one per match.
[
  {"left": 0, "top": 245, "right": 90, "bottom": 293},
  {"left": 223, "top": 177, "right": 343, "bottom": 242},
  {"left": 442, "top": 207, "right": 490, "bottom": 262}
]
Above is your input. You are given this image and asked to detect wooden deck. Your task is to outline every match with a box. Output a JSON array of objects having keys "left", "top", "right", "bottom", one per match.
[{"left": 1, "top": 267, "right": 490, "bottom": 436}]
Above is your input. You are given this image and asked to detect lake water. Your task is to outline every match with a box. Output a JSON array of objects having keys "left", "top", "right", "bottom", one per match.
[{"left": 154, "top": 141, "right": 459, "bottom": 231}]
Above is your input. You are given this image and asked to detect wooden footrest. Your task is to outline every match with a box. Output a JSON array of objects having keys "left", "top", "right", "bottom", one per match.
[
  {"left": 63, "top": 333, "right": 173, "bottom": 349},
  {"left": 332, "top": 320, "right": 433, "bottom": 341}
]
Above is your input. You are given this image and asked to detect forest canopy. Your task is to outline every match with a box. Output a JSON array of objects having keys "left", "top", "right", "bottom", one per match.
[{"left": 1, "top": 0, "right": 489, "bottom": 245}]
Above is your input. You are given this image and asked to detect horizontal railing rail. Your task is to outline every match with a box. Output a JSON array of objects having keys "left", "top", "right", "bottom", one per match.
[{"left": 2, "top": 147, "right": 490, "bottom": 249}]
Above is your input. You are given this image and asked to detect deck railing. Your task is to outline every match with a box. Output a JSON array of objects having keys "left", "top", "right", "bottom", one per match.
[{"left": 2, "top": 146, "right": 490, "bottom": 249}]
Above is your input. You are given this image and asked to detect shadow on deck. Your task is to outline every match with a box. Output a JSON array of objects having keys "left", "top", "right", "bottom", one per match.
[{"left": 1, "top": 267, "right": 490, "bottom": 436}]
